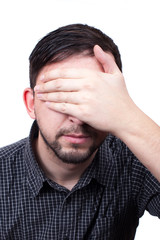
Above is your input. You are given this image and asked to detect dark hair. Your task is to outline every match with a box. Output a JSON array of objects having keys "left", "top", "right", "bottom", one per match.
[{"left": 29, "top": 24, "right": 122, "bottom": 89}]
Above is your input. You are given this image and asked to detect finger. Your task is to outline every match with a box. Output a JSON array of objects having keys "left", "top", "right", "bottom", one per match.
[
  {"left": 34, "top": 78, "right": 84, "bottom": 93},
  {"left": 93, "top": 45, "right": 121, "bottom": 74},
  {"left": 45, "top": 102, "right": 83, "bottom": 120},
  {"left": 36, "top": 91, "right": 82, "bottom": 104},
  {"left": 38, "top": 68, "right": 85, "bottom": 83}
]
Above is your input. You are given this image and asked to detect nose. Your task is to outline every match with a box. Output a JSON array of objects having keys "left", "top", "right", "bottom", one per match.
[{"left": 68, "top": 116, "right": 84, "bottom": 125}]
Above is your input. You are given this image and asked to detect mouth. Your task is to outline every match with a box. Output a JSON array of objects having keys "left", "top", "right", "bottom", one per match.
[{"left": 62, "top": 134, "right": 91, "bottom": 144}]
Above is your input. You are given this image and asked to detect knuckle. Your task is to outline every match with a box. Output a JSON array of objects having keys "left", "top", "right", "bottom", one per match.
[
  {"left": 60, "top": 103, "right": 67, "bottom": 112},
  {"left": 54, "top": 80, "right": 62, "bottom": 90},
  {"left": 84, "top": 82, "right": 93, "bottom": 90}
]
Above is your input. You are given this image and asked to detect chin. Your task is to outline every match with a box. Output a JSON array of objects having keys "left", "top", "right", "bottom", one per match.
[{"left": 54, "top": 149, "right": 95, "bottom": 165}]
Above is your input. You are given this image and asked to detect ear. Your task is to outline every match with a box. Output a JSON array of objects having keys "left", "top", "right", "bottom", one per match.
[{"left": 23, "top": 88, "right": 35, "bottom": 119}]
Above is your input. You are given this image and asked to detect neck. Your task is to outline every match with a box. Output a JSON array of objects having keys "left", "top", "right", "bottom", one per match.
[{"left": 33, "top": 134, "right": 96, "bottom": 190}]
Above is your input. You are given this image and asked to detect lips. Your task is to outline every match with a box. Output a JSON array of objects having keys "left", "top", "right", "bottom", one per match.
[{"left": 62, "top": 134, "right": 90, "bottom": 144}]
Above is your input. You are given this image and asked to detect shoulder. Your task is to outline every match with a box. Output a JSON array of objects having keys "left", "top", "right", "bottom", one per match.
[
  {"left": 0, "top": 138, "right": 28, "bottom": 192},
  {"left": 0, "top": 138, "right": 27, "bottom": 162},
  {"left": 0, "top": 138, "right": 30, "bottom": 209}
]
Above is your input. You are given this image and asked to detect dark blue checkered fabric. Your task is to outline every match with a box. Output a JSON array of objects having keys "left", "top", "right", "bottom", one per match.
[{"left": 0, "top": 121, "right": 160, "bottom": 240}]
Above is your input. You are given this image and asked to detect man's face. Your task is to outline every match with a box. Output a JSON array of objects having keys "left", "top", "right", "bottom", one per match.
[{"left": 34, "top": 54, "right": 108, "bottom": 164}]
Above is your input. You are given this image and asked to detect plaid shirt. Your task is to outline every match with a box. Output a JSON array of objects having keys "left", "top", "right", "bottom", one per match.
[{"left": 0, "top": 121, "right": 160, "bottom": 240}]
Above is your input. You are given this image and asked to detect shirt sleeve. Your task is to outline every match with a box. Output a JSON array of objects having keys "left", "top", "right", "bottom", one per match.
[{"left": 131, "top": 156, "right": 160, "bottom": 218}]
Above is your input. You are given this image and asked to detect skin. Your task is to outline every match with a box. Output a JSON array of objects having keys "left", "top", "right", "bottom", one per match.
[
  {"left": 24, "top": 52, "right": 108, "bottom": 190},
  {"left": 33, "top": 45, "right": 160, "bottom": 182}
]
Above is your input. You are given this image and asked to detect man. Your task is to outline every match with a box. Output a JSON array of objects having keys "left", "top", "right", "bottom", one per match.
[{"left": 0, "top": 24, "right": 160, "bottom": 239}]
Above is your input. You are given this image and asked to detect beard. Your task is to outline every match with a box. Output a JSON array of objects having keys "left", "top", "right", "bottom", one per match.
[{"left": 37, "top": 121, "right": 103, "bottom": 165}]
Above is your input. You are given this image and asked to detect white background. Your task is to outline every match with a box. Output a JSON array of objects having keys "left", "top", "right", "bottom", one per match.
[{"left": 0, "top": 0, "right": 159, "bottom": 238}]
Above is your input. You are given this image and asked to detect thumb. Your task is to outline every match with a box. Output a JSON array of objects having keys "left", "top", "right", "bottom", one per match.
[{"left": 93, "top": 45, "right": 120, "bottom": 74}]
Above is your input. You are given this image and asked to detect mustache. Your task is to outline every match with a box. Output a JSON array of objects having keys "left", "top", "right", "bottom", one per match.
[{"left": 55, "top": 125, "right": 97, "bottom": 139}]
